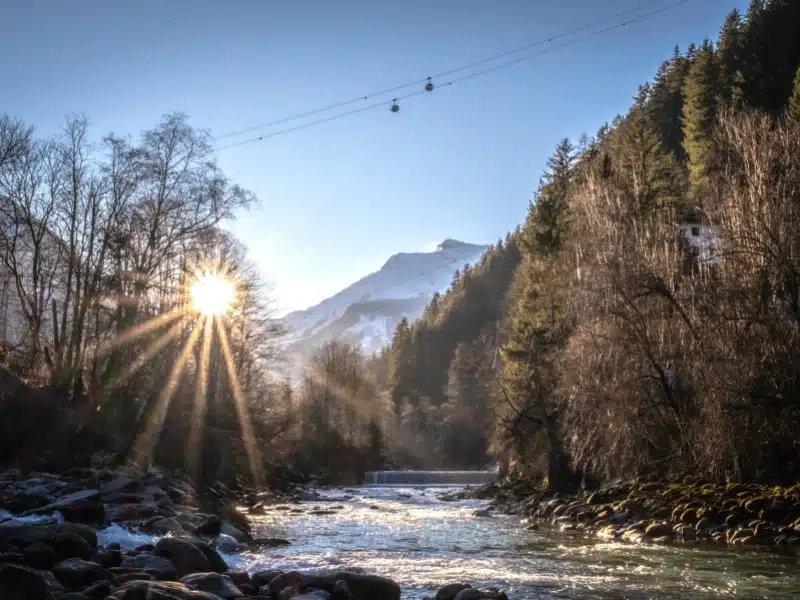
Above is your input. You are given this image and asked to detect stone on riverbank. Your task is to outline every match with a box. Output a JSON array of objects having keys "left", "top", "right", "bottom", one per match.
[
  {"left": 479, "top": 476, "right": 800, "bottom": 552},
  {"left": 268, "top": 570, "right": 401, "bottom": 600}
]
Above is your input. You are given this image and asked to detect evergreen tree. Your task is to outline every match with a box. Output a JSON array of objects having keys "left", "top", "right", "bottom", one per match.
[
  {"left": 388, "top": 318, "right": 413, "bottom": 420},
  {"left": 499, "top": 140, "right": 579, "bottom": 490},
  {"left": 716, "top": 9, "right": 744, "bottom": 107},
  {"left": 612, "top": 85, "right": 686, "bottom": 213},
  {"left": 789, "top": 65, "right": 800, "bottom": 123},
  {"left": 683, "top": 39, "right": 719, "bottom": 189},
  {"left": 739, "top": 0, "right": 768, "bottom": 108},
  {"left": 528, "top": 138, "right": 575, "bottom": 257}
]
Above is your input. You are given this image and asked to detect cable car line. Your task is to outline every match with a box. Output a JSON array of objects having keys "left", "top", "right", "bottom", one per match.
[
  {"left": 213, "top": 0, "right": 685, "bottom": 141},
  {"left": 215, "top": 0, "right": 691, "bottom": 151}
]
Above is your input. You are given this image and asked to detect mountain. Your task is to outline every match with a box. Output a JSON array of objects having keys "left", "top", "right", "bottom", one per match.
[{"left": 281, "top": 239, "right": 489, "bottom": 359}]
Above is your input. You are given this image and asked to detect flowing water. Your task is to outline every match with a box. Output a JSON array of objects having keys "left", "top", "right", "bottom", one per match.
[
  {"left": 228, "top": 485, "right": 799, "bottom": 600},
  {"left": 54, "top": 479, "right": 797, "bottom": 599}
]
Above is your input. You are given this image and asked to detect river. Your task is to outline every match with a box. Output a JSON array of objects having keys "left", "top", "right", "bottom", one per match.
[
  {"left": 87, "top": 483, "right": 800, "bottom": 598},
  {"left": 205, "top": 484, "right": 798, "bottom": 599}
]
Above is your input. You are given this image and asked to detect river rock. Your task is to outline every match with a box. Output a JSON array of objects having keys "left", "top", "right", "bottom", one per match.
[
  {"left": 117, "top": 572, "right": 154, "bottom": 583},
  {"left": 194, "top": 515, "right": 221, "bottom": 537},
  {"left": 58, "top": 497, "right": 107, "bottom": 526},
  {"left": 0, "top": 563, "right": 53, "bottom": 600},
  {"left": 52, "top": 558, "right": 113, "bottom": 588},
  {"left": 436, "top": 583, "right": 472, "bottom": 600},
  {"left": 644, "top": 522, "right": 673, "bottom": 538},
  {"left": 269, "top": 571, "right": 401, "bottom": 600},
  {"left": 0, "top": 522, "right": 97, "bottom": 553},
  {"left": 0, "top": 486, "right": 52, "bottom": 513},
  {"left": 112, "top": 579, "right": 224, "bottom": 599},
  {"left": 145, "top": 518, "right": 186, "bottom": 535},
  {"left": 20, "top": 489, "right": 100, "bottom": 517},
  {"left": 81, "top": 580, "right": 113, "bottom": 599},
  {"left": 106, "top": 502, "right": 159, "bottom": 522},
  {"left": 155, "top": 536, "right": 227, "bottom": 576},
  {"left": 214, "top": 533, "right": 238, "bottom": 553},
  {"left": 251, "top": 569, "right": 284, "bottom": 587},
  {"left": 22, "top": 541, "right": 57, "bottom": 569},
  {"left": 219, "top": 522, "right": 247, "bottom": 542},
  {"left": 180, "top": 572, "right": 242, "bottom": 598},
  {"left": 120, "top": 552, "right": 179, "bottom": 579}
]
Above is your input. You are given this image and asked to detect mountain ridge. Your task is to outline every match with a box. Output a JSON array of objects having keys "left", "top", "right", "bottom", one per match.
[{"left": 281, "top": 239, "right": 489, "bottom": 359}]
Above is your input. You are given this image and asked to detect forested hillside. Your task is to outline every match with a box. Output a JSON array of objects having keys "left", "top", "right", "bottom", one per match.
[
  {"left": 2, "top": 1, "right": 799, "bottom": 492},
  {"left": 372, "top": 0, "right": 800, "bottom": 485}
]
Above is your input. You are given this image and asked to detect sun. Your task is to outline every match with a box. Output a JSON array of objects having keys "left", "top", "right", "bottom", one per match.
[{"left": 190, "top": 273, "right": 235, "bottom": 316}]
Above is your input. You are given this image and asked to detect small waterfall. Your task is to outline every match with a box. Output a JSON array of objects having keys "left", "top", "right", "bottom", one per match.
[{"left": 362, "top": 470, "right": 498, "bottom": 486}]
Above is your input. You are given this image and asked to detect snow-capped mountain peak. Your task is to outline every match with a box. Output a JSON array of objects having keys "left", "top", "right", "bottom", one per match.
[{"left": 281, "top": 239, "right": 488, "bottom": 359}]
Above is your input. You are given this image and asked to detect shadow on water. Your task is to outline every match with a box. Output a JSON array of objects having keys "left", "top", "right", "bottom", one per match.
[{"left": 230, "top": 481, "right": 799, "bottom": 600}]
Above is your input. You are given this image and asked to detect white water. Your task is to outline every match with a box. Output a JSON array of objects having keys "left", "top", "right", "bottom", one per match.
[
  {"left": 232, "top": 486, "right": 798, "bottom": 599},
  {"left": 11, "top": 487, "right": 798, "bottom": 598}
]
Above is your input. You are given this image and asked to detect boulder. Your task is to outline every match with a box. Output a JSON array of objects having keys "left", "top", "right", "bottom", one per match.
[
  {"left": 180, "top": 572, "right": 243, "bottom": 598},
  {"left": 51, "top": 532, "right": 93, "bottom": 561},
  {"left": 58, "top": 498, "right": 106, "bottom": 527},
  {"left": 111, "top": 579, "right": 223, "bottom": 599},
  {"left": 268, "top": 571, "right": 400, "bottom": 600},
  {"left": 193, "top": 515, "right": 221, "bottom": 537},
  {"left": 52, "top": 558, "right": 113, "bottom": 589},
  {"left": 154, "top": 537, "right": 212, "bottom": 577},
  {"left": 22, "top": 541, "right": 57, "bottom": 569},
  {"left": 119, "top": 553, "right": 179, "bottom": 580},
  {"left": 0, "top": 522, "right": 97, "bottom": 554},
  {"left": 214, "top": 533, "right": 238, "bottom": 553},
  {"left": 0, "top": 563, "right": 51, "bottom": 600},
  {"left": 644, "top": 522, "right": 673, "bottom": 538},
  {"left": 21, "top": 489, "right": 100, "bottom": 517},
  {"left": 0, "top": 487, "right": 52, "bottom": 513},
  {"left": 219, "top": 522, "right": 247, "bottom": 542},
  {"left": 251, "top": 569, "right": 284, "bottom": 588},
  {"left": 146, "top": 518, "right": 185, "bottom": 535},
  {"left": 117, "top": 572, "right": 154, "bottom": 583},
  {"left": 81, "top": 580, "right": 114, "bottom": 599},
  {"left": 436, "top": 583, "right": 472, "bottom": 600},
  {"left": 106, "top": 503, "right": 159, "bottom": 523},
  {"left": 92, "top": 548, "right": 123, "bottom": 568}
]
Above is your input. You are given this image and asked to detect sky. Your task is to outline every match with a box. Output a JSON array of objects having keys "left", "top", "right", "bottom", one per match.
[{"left": 0, "top": 0, "right": 746, "bottom": 315}]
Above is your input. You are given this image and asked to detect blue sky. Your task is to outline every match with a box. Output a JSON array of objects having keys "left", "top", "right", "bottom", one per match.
[{"left": 0, "top": 0, "right": 744, "bottom": 314}]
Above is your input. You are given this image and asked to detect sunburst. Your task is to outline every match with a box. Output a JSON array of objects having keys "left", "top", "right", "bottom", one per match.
[{"left": 98, "top": 258, "right": 264, "bottom": 486}]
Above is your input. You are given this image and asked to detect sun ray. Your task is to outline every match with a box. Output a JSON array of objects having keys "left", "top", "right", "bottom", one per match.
[
  {"left": 187, "top": 316, "right": 213, "bottom": 479},
  {"left": 215, "top": 316, "right": 263, "bottom": 486},
  {"left": 103, "top": 318, "right": 188, "bottom": 391},
  {"left": 128, "top": 323, "right": 203, "bottom": 471},
  {"left": 94, "top": 307, "right": 187, "bottom": 357}
]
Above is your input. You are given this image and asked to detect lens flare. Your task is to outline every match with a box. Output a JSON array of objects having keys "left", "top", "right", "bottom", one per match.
[{"left": 190, "top": 273, "right": 234, "bottom": 316}]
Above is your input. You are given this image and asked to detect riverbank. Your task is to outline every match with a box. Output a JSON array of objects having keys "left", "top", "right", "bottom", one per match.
[
  {"left": 0, "top": 469, "right": 509, "bottom": 599},
  {"left": 469, "top": 476, "right": 800, "bottom": 551}
]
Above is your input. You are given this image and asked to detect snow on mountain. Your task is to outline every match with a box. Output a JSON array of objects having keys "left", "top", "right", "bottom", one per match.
[{"left": 281, "top": 239, "right": 489, "bottom": 359}]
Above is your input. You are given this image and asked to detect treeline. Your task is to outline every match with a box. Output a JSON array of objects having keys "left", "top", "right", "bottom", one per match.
[
  {"left": 0, "top": 112, "right": 298, "bottom": 488},
  {"left": 281, "top": 236, "right": 523, "bottom": 477},
  {"left": 373, "top": 0, "right": 800, "bottom": 486}
]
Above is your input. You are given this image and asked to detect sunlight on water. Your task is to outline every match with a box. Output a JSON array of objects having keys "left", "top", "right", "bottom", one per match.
[{"left": 233, "top": 486, "right": 799, "bottom": 600}]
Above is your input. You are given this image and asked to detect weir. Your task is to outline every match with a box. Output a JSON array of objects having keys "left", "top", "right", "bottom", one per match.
[{"left": 362, "top": 470, "right": 498, "bottom": 485}]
